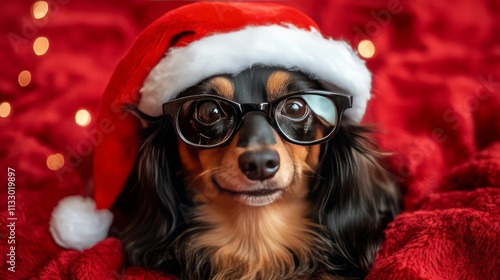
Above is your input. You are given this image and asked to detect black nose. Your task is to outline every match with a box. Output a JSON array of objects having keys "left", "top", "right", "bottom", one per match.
[{"left": 238, "top": 149, "right": 280, "bottom": 181}]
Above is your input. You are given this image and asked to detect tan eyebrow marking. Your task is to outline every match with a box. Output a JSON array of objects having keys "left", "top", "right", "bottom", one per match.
[
  {"left": 266, "top": 70, "right": 291, "bottom": 100},
  {"left": 208, "top": 77, "right": 234, "bottom": 99}
]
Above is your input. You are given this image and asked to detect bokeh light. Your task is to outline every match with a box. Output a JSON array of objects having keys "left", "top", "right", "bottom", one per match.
[
  {"left": 47, "top": 153, "right": 65, "bottom": 171},
  {"left": 18, "top": 70, "right": 31, "bottom": 87},
  {"left": 0, "top": 102, "right": 12, "bottom": 118},
  {"left": 32, "top": 1, "right": 49, "bottom": 19},
  {"left": 34, "top": 37, "right": 49, "bottom": 56},
  {"left": 75, "top": 109, "right": 91, "bottom": 127},
  {"left": 358, "top": 40, "right": 376, "bottom": 59}
]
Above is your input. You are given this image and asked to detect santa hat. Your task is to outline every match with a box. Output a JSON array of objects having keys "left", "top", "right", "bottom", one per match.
[{"left": 50, "top": 2, "right": 372, "bottom": 251}]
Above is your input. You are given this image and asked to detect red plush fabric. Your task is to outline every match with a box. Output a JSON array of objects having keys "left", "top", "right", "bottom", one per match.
[{"left": 0, "top": 0, "right": 499, "bottom": 279}]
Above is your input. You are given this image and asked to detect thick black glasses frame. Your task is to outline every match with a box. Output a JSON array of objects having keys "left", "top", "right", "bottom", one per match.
[{"left": 162, "top": 90, "right": 352, "bottom": 148}]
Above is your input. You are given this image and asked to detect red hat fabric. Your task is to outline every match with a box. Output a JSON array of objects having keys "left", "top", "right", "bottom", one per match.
[{"left": 50, "top": 2, "right": 371, "bottom": 251}]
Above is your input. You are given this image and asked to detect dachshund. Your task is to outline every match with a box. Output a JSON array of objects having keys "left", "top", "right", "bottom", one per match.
[{"left": 114, "top": 66, "right": 400, "bottom": 280}]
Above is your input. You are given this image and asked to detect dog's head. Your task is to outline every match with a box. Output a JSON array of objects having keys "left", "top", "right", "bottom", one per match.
[{"left": 118, "top": 66, "right": 399, "bottom": 279}]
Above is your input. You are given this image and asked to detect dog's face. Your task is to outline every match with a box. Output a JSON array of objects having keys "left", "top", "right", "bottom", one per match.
[{"left": 177, "top": 68, "right": 323, "bottom": 209}]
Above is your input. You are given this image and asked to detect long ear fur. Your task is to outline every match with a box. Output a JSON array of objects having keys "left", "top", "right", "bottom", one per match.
[
  {"left": 310, "top": 120, "right": 400, "bottom": 278},
  {"left": 116, "top": 118, "right": 188, "bottom": 273}
]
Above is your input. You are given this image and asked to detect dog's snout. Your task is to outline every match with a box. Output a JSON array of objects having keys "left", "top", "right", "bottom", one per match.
[{"left": 238, "top": 149, "right": 280, "bottom": 181}]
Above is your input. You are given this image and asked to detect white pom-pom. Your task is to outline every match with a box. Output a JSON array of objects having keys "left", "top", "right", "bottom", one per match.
[{"left": 49, "top": 196, "right": 113, "bottom": 251}]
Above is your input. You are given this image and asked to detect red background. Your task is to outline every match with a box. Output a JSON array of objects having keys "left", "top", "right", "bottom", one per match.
[{"left": 1, "top": 0, "right": 499, "bottom": 279}]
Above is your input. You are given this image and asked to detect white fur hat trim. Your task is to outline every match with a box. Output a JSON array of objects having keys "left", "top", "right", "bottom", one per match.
[{"left": 139, "top": 25, "right": 371, "bottom": 123}]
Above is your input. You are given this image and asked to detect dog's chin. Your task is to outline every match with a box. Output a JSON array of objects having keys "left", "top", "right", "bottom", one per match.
[{"left": 211, "top": 176, "right": 285, "bottom": 207}]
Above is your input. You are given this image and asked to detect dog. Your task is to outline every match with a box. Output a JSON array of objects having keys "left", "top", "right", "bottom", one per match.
[{"left": 114, "top": 66, "right": 400, "bottom": 280}]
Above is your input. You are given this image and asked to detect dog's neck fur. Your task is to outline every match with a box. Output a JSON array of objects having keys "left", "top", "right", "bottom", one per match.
[{"left": 181, "top": 188, "right": 334, "bottom": 280}]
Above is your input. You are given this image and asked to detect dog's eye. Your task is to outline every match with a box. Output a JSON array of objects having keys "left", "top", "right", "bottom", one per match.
[
  {"left": 197, "top": 101, "right": 222, "bottom": 125},
  {"left": 281, "top": 98, "right": 309, "bottom": 121}
]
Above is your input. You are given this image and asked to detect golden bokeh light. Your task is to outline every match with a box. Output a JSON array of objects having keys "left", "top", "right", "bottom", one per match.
[
  {"left": 18, "top": 70, "right": 32, "bottom": 87},
  {"left": 0, "top": 102, "right": 12, "bottom": 118},
  {"left": 358, "top": 40, "right": 376, "bottom": 59},
  {"left": 32, "top": 1, "right": 49, "bottom": 19},
  {"left": 75, "top": 109, "right": 91, "bottom": 127},
  {"left": 47, "top": 153, "right": 65, "bottom": 171},
  {"left": 33, "top": 37, "right": 49, "bottom": 56}
]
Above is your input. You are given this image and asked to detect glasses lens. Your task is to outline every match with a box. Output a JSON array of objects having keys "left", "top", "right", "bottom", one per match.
[
  {"left": 275, "top": 94, "right": 338, "bottom": 143},
  {"left": 177, "top": 98, "right": 237, "bottom": 146}
]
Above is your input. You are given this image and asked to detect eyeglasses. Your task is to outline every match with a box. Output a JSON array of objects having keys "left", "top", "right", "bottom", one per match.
[{"left": 162, "top": 90, "right": 352, "bottom": 148}]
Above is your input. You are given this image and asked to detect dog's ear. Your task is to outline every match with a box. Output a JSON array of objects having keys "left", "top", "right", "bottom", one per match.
[
  {"left": 310, "top": 121, "right": 400, "bottom": 278},
  {"left": 116, "top": 117, "right": 187, "bottom": 272}
]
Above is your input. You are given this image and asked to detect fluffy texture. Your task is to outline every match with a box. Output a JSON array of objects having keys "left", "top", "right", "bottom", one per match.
[
  {"left": 49, "top": 196, "right": 113, "bottom": 251},
  {"left": 140, "top": 25, "right": 371, "bottom": 123},
  {"left": 0, "top": 0, "right": 499, "bottom": 279}
]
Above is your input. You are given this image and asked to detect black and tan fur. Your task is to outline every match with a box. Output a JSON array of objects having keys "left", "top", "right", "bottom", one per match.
[{"left": 114, "top": 66, "right": 400, "bottom": 279}]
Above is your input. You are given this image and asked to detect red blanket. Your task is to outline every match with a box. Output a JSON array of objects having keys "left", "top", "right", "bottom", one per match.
[{"left": 1, "top": 0, "right": 499, "bottom": 279}]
